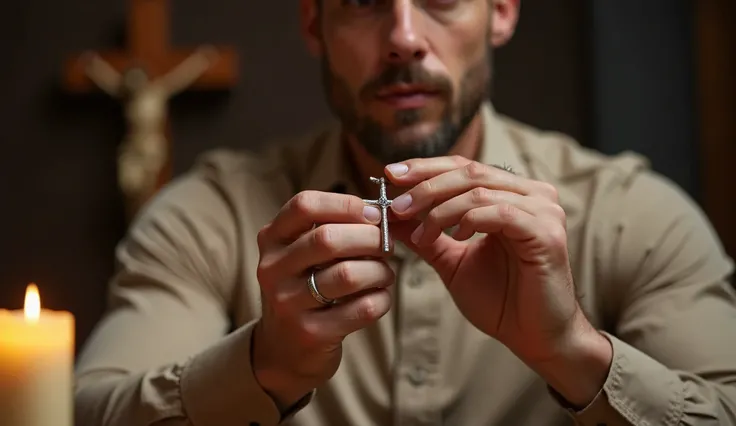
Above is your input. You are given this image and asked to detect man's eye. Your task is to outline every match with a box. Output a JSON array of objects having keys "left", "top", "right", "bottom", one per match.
[
  {"left": 428, "top": 0, "right": 458, "bottom": 9},
  {"left": 342, "top": 0, "right": 387, "bottom": 7},
  {"left": 343, "top": 0, "right": 374, "bottom": 6}
]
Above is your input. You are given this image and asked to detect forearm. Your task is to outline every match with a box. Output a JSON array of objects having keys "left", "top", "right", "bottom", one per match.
[
  {"left": 252, "top": 320, "right": 316, "bottom": 413},
  {"left": 75, "top": 368, "right": 192, "bottom": 426},
  {"left": 531, "top": 331, "right": 736, "bottom": 426},
  {"left": 75, "top": 321, "right": 290, "bottom": 426},
  {"left": 529, "top": 326, "right": 613, "bottom": 409}
]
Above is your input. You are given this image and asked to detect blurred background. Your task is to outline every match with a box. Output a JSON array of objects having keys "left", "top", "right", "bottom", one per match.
[{"left": 0, "top": 0, "right": 733, "bottom": 354}]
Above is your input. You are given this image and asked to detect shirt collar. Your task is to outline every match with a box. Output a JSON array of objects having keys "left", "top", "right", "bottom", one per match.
[{"left": 477, "top": 102, "right": 530, "bottom": 178}]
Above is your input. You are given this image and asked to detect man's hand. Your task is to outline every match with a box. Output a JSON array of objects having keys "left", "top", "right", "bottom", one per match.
[
  {"left": 385, "top": 156, "right": 612, "bottom": 407},
  {"left": 252, "top": 191, "right": 395, "bottom": 410}
]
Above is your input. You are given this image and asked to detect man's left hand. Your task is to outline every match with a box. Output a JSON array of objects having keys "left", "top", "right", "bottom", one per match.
[{"left": 385, "top": 156, "right": 612, "bottom": 407}]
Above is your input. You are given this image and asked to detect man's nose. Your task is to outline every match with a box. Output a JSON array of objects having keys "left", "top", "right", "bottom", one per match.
[{"left": 383, "top": 2, "right": 428, "bottom": 63}]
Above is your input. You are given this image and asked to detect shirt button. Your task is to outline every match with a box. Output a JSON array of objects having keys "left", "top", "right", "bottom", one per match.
[
  {"left": 408, "top": 365, "right": 428, "bottom": 386},
  {"left": 409, "top": 273, "right": 424, "bottom": 288}
]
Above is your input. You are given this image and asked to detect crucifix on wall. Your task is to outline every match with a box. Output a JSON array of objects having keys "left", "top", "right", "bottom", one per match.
[{"left": 63, "top": 0, "right": 239, "bottom": 219}]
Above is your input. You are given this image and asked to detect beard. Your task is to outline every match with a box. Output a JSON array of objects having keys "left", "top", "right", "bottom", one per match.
[{"left": 320, "top": 49, "right": 492, "bottom": 165}]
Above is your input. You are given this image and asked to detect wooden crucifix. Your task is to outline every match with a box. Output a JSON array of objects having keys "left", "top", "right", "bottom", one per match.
[{"left": 63, "top": 0, "right": 239, "bottom": 219}]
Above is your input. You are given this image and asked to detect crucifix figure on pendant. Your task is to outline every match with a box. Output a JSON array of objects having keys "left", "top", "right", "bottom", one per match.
[{"left": 363, "top": 177, "right": 393, "bottom": 253}]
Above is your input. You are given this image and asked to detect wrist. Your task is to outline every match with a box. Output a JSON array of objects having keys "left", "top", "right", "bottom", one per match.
[
  {"left": 528, "top": 316, "right": 613, "bottom": 408},
  {"left": 251, "top": 320, "right": 313, "bottom": 412}
]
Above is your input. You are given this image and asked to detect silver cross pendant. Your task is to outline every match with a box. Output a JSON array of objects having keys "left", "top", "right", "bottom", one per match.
[{"left": 363, "top": 177, "right": 393, "bottom": 253}]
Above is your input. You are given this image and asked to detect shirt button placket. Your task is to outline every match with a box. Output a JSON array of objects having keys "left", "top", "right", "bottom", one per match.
[
  {"left": 395, "top": 261, "right": 443, "bottom": 426},
  {"left": 408, "top": 364, "right": 428, "bottom": 387},
  {"left": 409, "top": 271, "right": 424, "bottom": 288}
]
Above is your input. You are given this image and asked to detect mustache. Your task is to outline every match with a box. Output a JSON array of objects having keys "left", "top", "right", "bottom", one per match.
[{"left": 360, "top": 63, "right": 453, "bottom": 99}]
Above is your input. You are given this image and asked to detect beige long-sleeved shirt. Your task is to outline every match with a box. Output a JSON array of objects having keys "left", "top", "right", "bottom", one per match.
[{"left": 74, "top": 104, "right": 736, "bottom": 426}]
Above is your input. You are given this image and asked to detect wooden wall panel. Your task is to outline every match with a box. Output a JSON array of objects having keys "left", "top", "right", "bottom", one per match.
[{"left": 695, "top": 0, "right": 736, "bottom": 259}]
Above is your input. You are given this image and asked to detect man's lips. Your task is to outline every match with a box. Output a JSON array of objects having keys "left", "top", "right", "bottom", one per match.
[{"left": 374, "top": 84, "right": 440, "bottom": 109}]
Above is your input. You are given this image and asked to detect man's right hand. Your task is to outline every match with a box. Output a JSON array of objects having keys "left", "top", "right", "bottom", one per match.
[{"left": 252, "top": 190, "right": 395, "bottom": 410}]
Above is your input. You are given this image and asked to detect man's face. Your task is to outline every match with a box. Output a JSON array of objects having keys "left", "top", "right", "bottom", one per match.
[{"left": 312, "top": 0, "right": 495, "bottom": 164}]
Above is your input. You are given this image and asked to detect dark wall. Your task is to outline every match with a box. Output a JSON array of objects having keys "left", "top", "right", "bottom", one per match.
[
  {"left": 494, "top": 0, "right": 590, "bottom": 142},
  {"left": 1, "top": 0, "right": 699, "bottom": 354},
  {"left": 588, "top": 0, "right": 700, "bottom": 198}
]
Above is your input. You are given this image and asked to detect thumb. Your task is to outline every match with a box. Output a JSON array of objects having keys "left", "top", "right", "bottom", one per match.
[{"left": 390, "top": 220, "right": 464, "bottom": 282}]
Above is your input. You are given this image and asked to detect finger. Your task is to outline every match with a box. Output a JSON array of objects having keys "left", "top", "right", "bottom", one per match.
[
  {"left": 384, "top": 155, "right": 471, "bottom": 182},
  {"left": 299, "top": 260, "right": 395, "bottom": 309},
  {"left": 265, "top": 223, "right": 389, "bottom": 279},
  {"left": 386, "top": 157, "right": 524, "bottom": 184},
  {"left": 452, "top": 202, "right": 561, "bottom": 244},
  {"left": 390, "top": 220, "right": 463, "bottom": 284},
  {"left": 261, "top": 191, "right": 381, "bottom": 247},
  {"left": 389, "top": 162, "right": 536, "bottom": 219},
  {"left": 453, "top": 205, "right": 569, "bottom": 264},
  {"left": 305, "top": 288, "right": 392, "bottom": 340},
  {"left": 415, "top": 188, "right": 549, "bottom": 247}
]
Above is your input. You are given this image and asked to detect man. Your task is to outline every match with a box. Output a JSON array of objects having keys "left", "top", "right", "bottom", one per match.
[{"left": 74, "top": 0, "right": 736, "bottom": 425}]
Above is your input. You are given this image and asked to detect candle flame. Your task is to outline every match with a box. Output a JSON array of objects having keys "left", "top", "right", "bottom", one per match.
[{"left": 24, "top": 283, "right": 41, "bottom": 322}]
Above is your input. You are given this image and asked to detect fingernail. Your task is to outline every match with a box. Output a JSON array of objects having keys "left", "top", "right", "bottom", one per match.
[
  {"left": 363, "top": 206, "right": 381, "bottom": 223},
  {"left": 386, "top": 163, "right": 409, "bottom": 177},
  {"left": 411, "top": 223, "right": 425, "bottom": 245},
  {"left": 391, "top": 194, "right": 412, "bottom": 213}
]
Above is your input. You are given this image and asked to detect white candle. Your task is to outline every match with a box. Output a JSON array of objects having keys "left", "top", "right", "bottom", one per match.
[{"left": 0, "top": 283, "right": 74, "bottom": 426}]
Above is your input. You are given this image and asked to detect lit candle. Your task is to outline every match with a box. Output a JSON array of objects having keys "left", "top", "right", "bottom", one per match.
[{"left": 0, "top": 283, "right": 74, "bottom": 426}]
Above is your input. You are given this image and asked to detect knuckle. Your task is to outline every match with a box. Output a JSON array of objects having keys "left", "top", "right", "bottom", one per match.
[
  {"left": 470, "top": 187, "right": 493, "bottom": 205},
  {"left": 271, "top": 288, "right": 293, "bottom": 311},
  {"left": 337, "top": 262, "right": 358, "bottom": 291},
  {"left": 256, "top": 224, "right": 270, "bottom": 249},
  {"left": 550, "top": 203, "right": 567, "bottom": 221},
  {"left": 451, "top": 155, "right": 468, "bottom": 166},
  {"left": 312, "top": 225, "right": 338, "bottom": 254},
  {"left": 537, "top": 182, "right": 559, "bottom": 201},
  {"left": 256, "top": 259, "right": 276, "bottom": 291},
  {"left": 497, "top": 203, "right": 517, "bottom": 222},
  {"left": 460, "top": 209, "right": 477, "bottom": 228},
  {"left": 418, "top": 179, "right": 434, "bottom": 195},
  {"left": 344, "top": 196, "right": 364, "bottom": 220},
  {"left": 356, "top": 298, "right": 380, "bottom": 321},
  {"left": 425, "top": 207, "right": 443, "bottom": 228},
  {"left": 545, "top": 225, "right": 568, "bottom": 250},
  {"left": 291, "top": 191, "right": 317, "bottom": 215},
  {"left": 297, "top": 320, "right": 324, "bottom": 348},
  {"left": 464, "top": 161, "right": 488, "bottom": 180}
]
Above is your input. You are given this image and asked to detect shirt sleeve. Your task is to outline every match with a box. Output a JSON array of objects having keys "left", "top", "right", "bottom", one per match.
[
  {"left": 560, "top": 171, "right": 736, "bottom": 425},
  {"left": 73, "top": 171, "right": 308, "bottom": 426}
]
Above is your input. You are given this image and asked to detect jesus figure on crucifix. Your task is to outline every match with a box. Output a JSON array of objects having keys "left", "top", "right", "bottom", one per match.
[{"left": 82, "top": 46, "right": 219, "bottom": 214}]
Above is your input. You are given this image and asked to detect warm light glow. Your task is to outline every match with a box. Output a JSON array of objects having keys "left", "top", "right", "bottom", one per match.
[{"left": 24, "top": 283, "right": 41, "bottom": 322}]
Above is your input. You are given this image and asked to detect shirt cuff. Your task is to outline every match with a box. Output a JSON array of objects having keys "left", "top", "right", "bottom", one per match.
[
  {"left": 549, "top": 331, "right": 685, "bottom": 425},
  {"left": 179, "top": 319, "right": 313, "bottom": 426}
]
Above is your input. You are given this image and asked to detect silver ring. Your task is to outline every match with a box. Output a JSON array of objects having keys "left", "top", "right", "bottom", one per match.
[{"left": 307, "top": 270, "right": 336, "bottom": 306}]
